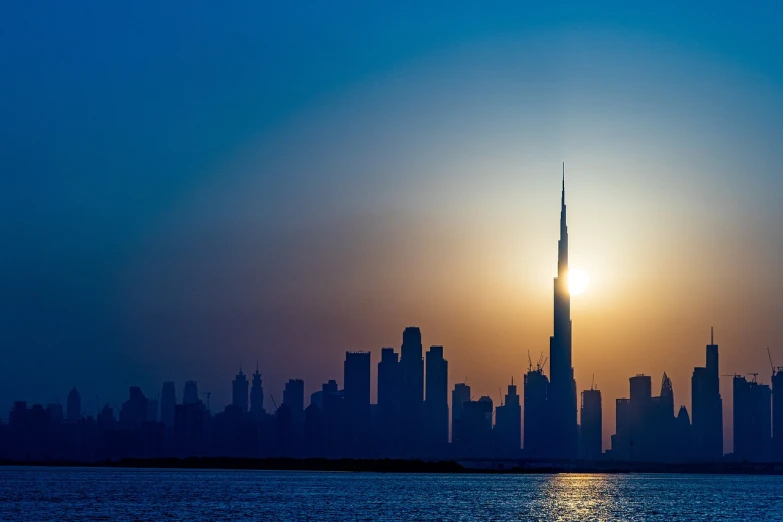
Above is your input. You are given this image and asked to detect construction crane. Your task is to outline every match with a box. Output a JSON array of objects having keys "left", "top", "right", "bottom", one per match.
[
  {"left": 747, "top": 373, "right": 759, "bottom": 383},
  {"left": 270, "top": 394, "right": 278, "bottom": 411},
  {"left": 528, "top": 351, "right": 533, "bottom": 372},
  {"left": 201, "top": 391, "right": 211, "bottom": 410},
  {"left": 768, "top": 347, "right": 782, "bottom": 377}
]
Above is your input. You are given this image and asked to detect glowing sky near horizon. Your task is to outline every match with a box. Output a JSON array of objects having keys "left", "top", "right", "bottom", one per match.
[{"left": 1, "top": 2, "right": 783, "bottom": 450}]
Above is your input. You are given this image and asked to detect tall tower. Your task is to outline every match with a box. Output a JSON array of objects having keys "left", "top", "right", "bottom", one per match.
[
  {"left": 67, "top": 386, "right": 81, "bottom": 423},
  {"left": 232, "top": 365, "right": 249, "bottom": 413},
  {"left": 548, "top": 163, "right": 578, "bottom": 458},
  {"left": 399, "top": 326, "right": 424, "bottom": 455},
  {"left": 250, "top": 363, "right": 265, "bottom": 417},
  {"left": 424, "top": 345, "right": 449, "bottom": 455}
]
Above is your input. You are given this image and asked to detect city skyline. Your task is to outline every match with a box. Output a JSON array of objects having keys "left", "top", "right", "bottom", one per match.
[
  {"left": 2, "top": 4, "right": 783, "bottom": 457},
  {"left": 3, "top": 176, "right": 781, "bottom": 459}
]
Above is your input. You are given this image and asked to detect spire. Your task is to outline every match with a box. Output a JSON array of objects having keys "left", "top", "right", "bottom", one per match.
[
  {"left": 711, "top": 327, "right": 714, "bottom": 345},
  {"left": 561, "top": 162, "right": 565, "bottom": 207}
]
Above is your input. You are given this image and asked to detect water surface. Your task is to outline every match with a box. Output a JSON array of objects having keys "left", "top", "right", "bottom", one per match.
[{"left": 1, "top": 467, "right": 781, "bottom": 520}]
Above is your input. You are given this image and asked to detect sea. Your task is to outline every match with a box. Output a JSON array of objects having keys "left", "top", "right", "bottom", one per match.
[{"left": 1, "top": 467, "right": 781, "bottom": 521}]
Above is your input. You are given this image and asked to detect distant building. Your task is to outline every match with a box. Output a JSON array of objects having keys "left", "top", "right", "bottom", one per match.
[
  {"left": 378, "top": 347, "right": 400, "bottom": 457},
  {"left": 160, "top": 381, "right": 176, "bottom": 428},
  {"left": 424, "top": 345, "right": 448, "bottom": 455},
  {"left": 67, "top": 387, "right": 81, "bottom": 423},
  {"left": 399, "top": 326, "right": 424, "bottom": 456},
  {"left": 344, "top": 351, "right": 371, "bottom": 456},
  {"left": 250, "top": 364, "right": 265, "bottom": 417},
  {"left": 459, "top": 397, "right": 493, "bottom": 457},
  {"left": 451, "top": 383, "right": 471, "bottom": 447},
  {"left": 495, "top": 379, "right": 521, "bottom": 457},
  {"left": 523, "top": 368, "right": 548, "bottom": 456},
  {"left": 774, "top": 368, "right": 783, "bottom": 460},
  {"left": 283, "top": 379, "right": 305, "bottom": 421},
  {"left": 232, "top": 366, "right": 249, "bottom": 413},
  {"left": 183, "top": 381, "right": 199, "bottom": 406},
  {"left": 580, "top": 388, "right": 602, "bottom": 459},
  {"left": 733, "top": 375, "right": 772, "bottom": 462},
  {"left": 691, "top": 329, "right": 723, "bottom": 460},
  {"left": 120, "top": 387, "right": 148, "bottom": 430}
]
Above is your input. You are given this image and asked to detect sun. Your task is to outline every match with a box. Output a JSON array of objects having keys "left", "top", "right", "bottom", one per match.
[{"left": 568, "top": 268, "right": 590, "bottom": 296}]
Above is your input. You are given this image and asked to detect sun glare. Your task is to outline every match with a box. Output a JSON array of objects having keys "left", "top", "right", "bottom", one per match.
[{"left": 568, "top": 268, "right": 590, "bottom": 296}]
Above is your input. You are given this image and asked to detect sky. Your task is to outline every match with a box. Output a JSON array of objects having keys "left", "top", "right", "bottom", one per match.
[{"left": 1, "top": 2, "right": 783, "bottom": 451}]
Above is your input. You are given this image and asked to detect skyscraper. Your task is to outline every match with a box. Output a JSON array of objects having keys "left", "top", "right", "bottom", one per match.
[
  {"left": 183, "top": 381, "right": 199, "bottom": 405},
  {"left": 495, "top": 379, "right": 521, "bottom": 457},
  {"left": 283, "top": 378, "right": 305, "bottom": 421},
  {"left": 160, "top": 381, "right": 176, "bottom": 428},
  {"left": 399, "top": 326, "right": 424, "bottom": 455},
  {"left": 548, "top": 164, "right": 578, "bottom": 458},
  {"left": 424, "top": 345, "right": 448, "bottom": 455},
  {"left": 773, "top": 367, "right": 783, "bottom": 459},
  {"left": 232, "top": 366, "right": 249, "bottom": 413},
  {"left": 580, "top": 388, "right": 602, "bottom": 459},
  {"left": 524, "top": 367, "right": 548, "bottom": 456},
  {"left": 66, "top": 386, "right": 81, "bottom": 423},
  {"left": 344, "top": 351, "right": 371, "bottom": 456},
  {"left": 691, "top": 328, "right": 723, "bottom": 460},
  {"left": 377, "top": 348, "right": 400, "bottom": 457},
  {"left": 250, "top": 363, "right": 265, "bottom": 417},
  {"left": 451, "top": 383, "right": 471, "bottom": 447},
  {"left": 732, "top": 375, "right": 772, "bottom": 462}
]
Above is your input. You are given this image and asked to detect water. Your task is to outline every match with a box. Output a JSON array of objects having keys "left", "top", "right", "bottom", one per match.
[{"left": 1, "top": 467, "right": 782, "bottom": 521}]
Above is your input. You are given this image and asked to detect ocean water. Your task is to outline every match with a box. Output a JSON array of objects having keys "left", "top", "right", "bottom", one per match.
[{"left": 0, "top": 467, "right": 781, "bottom": 521}]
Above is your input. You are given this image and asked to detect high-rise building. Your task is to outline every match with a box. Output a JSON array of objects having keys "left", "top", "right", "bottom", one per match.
[
  {"left": 120, "top": 386, "right": 148, "bottom": 430},
  {"left": 161, "top": 381, "right": 176, "bottom": 428},
  {"left": 283, "top": 379, "right": 305, "bottom": 421},
  {"left": 183, "top": 381, "right": 199, "bottom": 405},
  {"left": 495, "top": 379, "right": 521, "bottom": 457},
  {"left": 378, "top": 347, "right": 400, "bottom": 456},
  {"left": 250, "top": 363, "right": 265, "bottom": 417},
  {"left": 451, "top": 383, "right": 471, "bottom": 447},
  {"left": 232, "top": 366, "right": 249, "bottom": 413},
  {"left": 733, "top": 375, "right": 772, "bottom": 462},
  {"left": 691, "top": 328, "right": 723, "bottom": 460},
  {"left": 580, "top": 388, "right": 602, "bottom": 459},
  {"left": 399, "top": 326, "right": 424, "bottom": 456},
  {"left": 523, "top": 368, "right": 548, "bottom": 456},
  {"left": 67, "top": 386, "right": 81, "bottom": 423},
  {"left": 612, "top": 397, "right": 632, "bottom": 460},
  {"left": 344, "top": 351, "right": 371, "bottom": 456},
  {"left": 459, "top": 396, "right": 493, "bottom": 457},
  {"left": 773, "top": 368, "right": 783, "bottom": 459},
  {"left": 424, "top": 345, "right": 448, "bottom": 455},
  {"left": 548, "top": 165, "right": 578, "bottom": 459}
]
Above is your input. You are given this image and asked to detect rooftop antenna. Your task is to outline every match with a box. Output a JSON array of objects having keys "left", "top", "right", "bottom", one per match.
[
  {"left": 591, "top": 374, "right": 595, "bottom": 391},
  {"left": 711, "top": 327, "right": 714, "bottom": 345}
]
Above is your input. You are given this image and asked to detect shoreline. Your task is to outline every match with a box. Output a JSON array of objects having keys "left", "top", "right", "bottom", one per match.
[{"left": 2, "top": 457, "right": 783, "bottom": 475}]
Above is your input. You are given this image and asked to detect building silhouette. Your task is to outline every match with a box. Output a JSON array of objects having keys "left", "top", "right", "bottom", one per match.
[
  {"left": 494, "top": 379, "right": 521, "bottom": 457},
  {"left": 524, "top": 366, "right": 548, "bottom": 456},
  {"left": 160, "top": 381, "right": 176, "bottom": 428},
  {"left": 232, "top": 366, "right": 249, "bottom": 413},
  {"left": 451, "top": 383, "right": 471, "bottom": 449},
  {"left": 773, "top": 367, "right": 783, "bottom": 460},
  {"left": 344, "top": 351, "right": 371, "bottom": 456},
  {"left": 183, "top": 381, "right": 199, "bottom": 406},
  {"left": 377, "top": 347, "right": 400, "bottom": 456},
  {"left": 424, "top": 345, "right": 448, "bottom": 455},
  {"left": 732, "top": 375, "right": 772, "bottom": 462},
  {"left": 66, "top": 386, "right": 81, "bottom": 423},
  {"left": 459, "top": 396, "right": 493, "bottom": 457},
  {"left": 250, "top": 363, "right": 265, "bottom": 418},
  {"left": 580, "top": 387, "right": 602, "bottom": 459},
  {"left": 399, "top": 326, "right": 424, "bottom": 456},
  {"left": 691, "top": 328, "right": 723, "bottom": 461},
  {"left": 547, "top": 165, "right": 578, "bottom": 459}
]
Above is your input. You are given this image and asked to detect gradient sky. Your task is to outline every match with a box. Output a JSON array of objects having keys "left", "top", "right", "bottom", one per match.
[{"left": 2, "top": 2, "right": 783, "bottom": 451}]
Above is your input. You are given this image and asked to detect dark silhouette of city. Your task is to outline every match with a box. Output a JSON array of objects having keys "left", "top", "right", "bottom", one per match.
[{"left": 3, "top": 169, "right": 782, "bottom": 470}]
